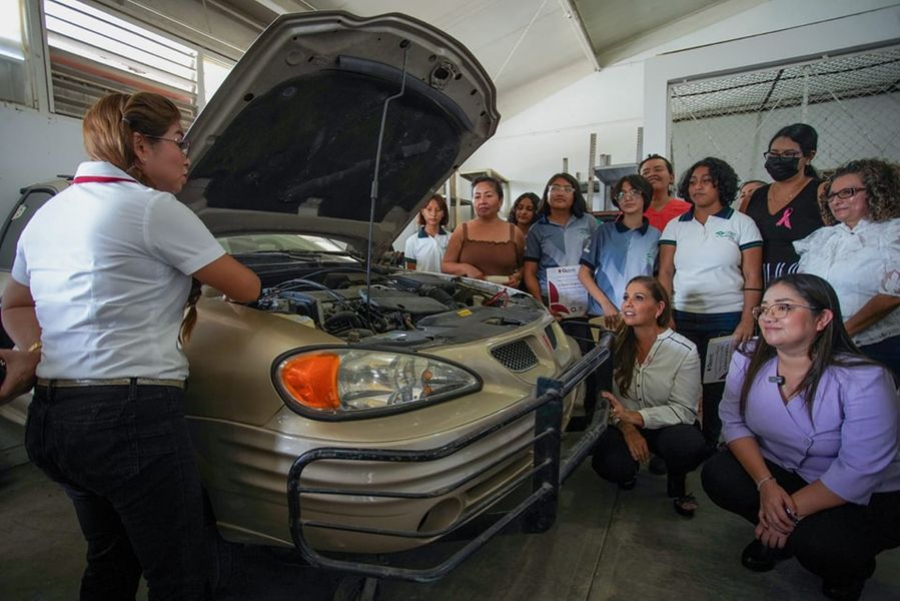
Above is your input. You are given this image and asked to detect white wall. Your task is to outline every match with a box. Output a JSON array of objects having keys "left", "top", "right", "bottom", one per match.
[
  {"left": 0, "top": 104, "right": 85, "bottom": 211},
  {"left": 462, "top": 59, "right": 645, "bottom": 205},
  {"left": 461, "top": 0, "right": 900, "bottom": 206}
]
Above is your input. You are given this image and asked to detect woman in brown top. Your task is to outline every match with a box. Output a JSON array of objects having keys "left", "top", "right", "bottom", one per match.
[{"left": 442, "top": 176, "right": 524, "bottom": 286}]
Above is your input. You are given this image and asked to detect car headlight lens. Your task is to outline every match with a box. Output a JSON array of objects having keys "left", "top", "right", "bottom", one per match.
[{"left": 275, "top": 348, "right": 481, "bottom": 419}]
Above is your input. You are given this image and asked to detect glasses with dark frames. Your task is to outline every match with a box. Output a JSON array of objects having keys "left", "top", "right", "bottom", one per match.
[{"left": 825, "top": 187, "right": 865, "bottom": 202}]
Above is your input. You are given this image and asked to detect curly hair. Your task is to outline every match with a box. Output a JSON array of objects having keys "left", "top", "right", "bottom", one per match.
[
  {"left": 678, "top": 157, "right": 739, "bottom": 207},
  {"left": 508, "top": 192, "right": 540, "bottom": 225},
  {"left": 818, "top": 158, "right": 900, "bottom": 225}
]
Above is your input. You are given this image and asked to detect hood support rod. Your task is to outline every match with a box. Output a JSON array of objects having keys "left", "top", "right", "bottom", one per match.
[{"left": 365, "top": 41, "right": 410, "bottom": 320}]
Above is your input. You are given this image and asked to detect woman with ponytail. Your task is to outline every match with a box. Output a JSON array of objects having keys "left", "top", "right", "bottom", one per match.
[{"left": 0, "top": 92, "right": 259, "bottom": 599}]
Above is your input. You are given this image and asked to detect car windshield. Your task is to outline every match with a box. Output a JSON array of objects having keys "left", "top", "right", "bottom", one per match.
[{"left": 218, "top": 234, "right": 358, "bottom": 261}]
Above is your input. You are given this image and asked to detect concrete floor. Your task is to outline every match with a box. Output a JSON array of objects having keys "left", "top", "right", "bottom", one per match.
[{"left": 2, "top": 455, "right": 899, "bottom": 600}]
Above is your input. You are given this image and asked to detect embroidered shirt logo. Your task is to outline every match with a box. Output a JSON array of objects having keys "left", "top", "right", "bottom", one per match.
[{"left": 715, "top": 230, "right": 737, "bottom": 241}]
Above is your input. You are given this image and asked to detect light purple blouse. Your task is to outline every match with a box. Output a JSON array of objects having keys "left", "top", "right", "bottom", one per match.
[{"left": 721, "top": 351, "right": 900, "bottom": 505}]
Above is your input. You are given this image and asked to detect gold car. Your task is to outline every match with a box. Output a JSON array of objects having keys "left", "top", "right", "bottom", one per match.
[{"left": 0, "top": 11, "right": 608, "bottom": 577}]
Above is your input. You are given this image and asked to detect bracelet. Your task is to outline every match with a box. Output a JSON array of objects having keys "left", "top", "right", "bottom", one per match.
[
  {"left": 785, "top": 506, "right": 803, "bottom": 526},
  {"left": 755, "top": 476, "right": 775, "bottom": 491},
  {"left": 27, "top": 341, "right": 42, "bottom": 353}
]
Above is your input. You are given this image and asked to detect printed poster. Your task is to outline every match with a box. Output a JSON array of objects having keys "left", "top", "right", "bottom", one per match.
[
  {"left": 546, "top": 266, "right": 588, "bottom": 318},
  {"left": 704, "top": 335, "right": 736, "bottom": 384}
]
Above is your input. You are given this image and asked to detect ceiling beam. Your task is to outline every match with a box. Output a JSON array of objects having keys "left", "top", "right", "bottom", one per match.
[{"left": 557, "top": 0, "right": 600, "bottom": 71}]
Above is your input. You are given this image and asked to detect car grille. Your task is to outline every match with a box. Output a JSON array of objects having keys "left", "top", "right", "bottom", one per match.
[
  {"left": 490, "top": 340, "right": 539, "bottom": 372},
  {"left": 544, "top": 325, "right": 558, "bottom": 349}
]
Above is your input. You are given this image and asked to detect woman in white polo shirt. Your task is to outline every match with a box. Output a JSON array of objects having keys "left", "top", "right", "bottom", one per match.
[
  {"left": 0, "top": 92, "right": 260, "bottom": 599},
  {"left": 404, "top": 193, "right": 450, "bottom": 272},
  {"left": 658, "top": 157, "right": 763, "bottom": 451}
]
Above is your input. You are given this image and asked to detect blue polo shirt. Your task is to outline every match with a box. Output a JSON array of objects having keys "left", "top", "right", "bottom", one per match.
[
  {"left": 525, "top": 213, "right": 597, "bottom": 292},
  {"left": 579, "top": 218, "right": 660, "bottom": 316}
]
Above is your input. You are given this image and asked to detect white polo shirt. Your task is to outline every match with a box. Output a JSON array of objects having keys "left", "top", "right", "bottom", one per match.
[
  {"left": 12, "top": 161, "right": 226, "bottom": 380},
  {"left": 404, "top": 226, "right": 449, "bottom": 273},
  {"left": 660, "top": 206, "right": 762, "bottom": 313}
]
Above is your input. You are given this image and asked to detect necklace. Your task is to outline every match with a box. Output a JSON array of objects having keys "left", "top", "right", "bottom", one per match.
[{"left": 768, "top": 178, "right": 808, "bottom": 211}]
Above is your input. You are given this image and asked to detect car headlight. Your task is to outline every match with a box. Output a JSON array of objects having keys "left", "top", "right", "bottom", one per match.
[{"left": 273, "top": 347, "right": 481, "bottom": 420}]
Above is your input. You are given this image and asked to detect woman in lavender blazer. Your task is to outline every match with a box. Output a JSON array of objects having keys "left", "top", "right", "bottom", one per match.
[{"left": 701, "top": 274, "right": 900, "bottom": 601}]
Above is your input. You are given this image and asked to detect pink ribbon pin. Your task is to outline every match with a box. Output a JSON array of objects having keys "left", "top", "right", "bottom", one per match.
[{"left": 775, "top": 208, "right": 793, "bottom": 229}]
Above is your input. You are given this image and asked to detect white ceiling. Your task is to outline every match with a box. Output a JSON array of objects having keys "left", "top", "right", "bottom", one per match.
[{"left": 213, "top": 0, "right": 763, "bottom": 99}]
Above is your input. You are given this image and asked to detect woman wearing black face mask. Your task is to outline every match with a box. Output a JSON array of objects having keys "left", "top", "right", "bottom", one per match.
[{"left": 745, "top": 124, "right": 824, "bottom": 285}]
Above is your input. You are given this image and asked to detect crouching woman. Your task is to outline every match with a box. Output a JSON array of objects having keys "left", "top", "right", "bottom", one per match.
[
  {"left": 591, "top": 276, "right": 707, "bottom": 517},
  {"left": 701, "top": 273, "right": 900, "bottom": 601}
]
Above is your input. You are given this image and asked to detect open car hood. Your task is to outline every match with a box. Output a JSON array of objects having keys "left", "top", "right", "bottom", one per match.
[{"left": 180, "top": 11, "right": 499, "bottom": 257}]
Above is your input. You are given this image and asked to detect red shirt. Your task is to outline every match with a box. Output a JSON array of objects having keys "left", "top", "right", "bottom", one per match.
[{"left": 645, "top": 198, "right": 691, "bottom": 232}]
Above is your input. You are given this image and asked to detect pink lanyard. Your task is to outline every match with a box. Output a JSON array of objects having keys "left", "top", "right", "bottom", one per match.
[{"left": 72, "top": 176, "right": 135, "bottom": 184}]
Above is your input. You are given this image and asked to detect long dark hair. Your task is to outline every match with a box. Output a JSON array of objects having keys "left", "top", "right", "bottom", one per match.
[
  {"left": 614, "top": 276, "right": 672, "bottom": 398},
  {"left": 737, "top": 274, "right": 875, "bottom": 417},
  {"left": 417, "top": 193, "right": 449, "bottom": 227},
  {"left": 769, "top": 123, "right": 819, "bottom": 178},
  {"left": 508, "top": 192, "right": 540, "bottom": 225},
  {"left": 539, "top": 172, "right": 587, "bottom": 218}
]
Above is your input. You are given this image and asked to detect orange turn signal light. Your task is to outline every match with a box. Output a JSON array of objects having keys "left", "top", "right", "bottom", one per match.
[{"left": 279, "top": 353, "right": 341, "bottom": 410}]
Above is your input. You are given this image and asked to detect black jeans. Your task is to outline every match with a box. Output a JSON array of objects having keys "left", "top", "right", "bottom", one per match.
[
  {"left": 702, "top": 451, "right": 900, "bottom": 586},
  {"left": 673, "top": 310, "right": 742, "bottom": 448},
  {"left": 591, "top": 423, "right": 707, "bottom": 497},
  {"left": 25, "top": 383, "right": 210, "bottom": 600}
]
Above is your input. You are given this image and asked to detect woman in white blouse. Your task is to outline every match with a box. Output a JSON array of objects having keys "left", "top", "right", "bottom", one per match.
[
  {"left": 592, "top": 276, "right": 707, "bottom": 517},
  {"left": 795, "top": 159, "right": 900, "bottom": 378}
]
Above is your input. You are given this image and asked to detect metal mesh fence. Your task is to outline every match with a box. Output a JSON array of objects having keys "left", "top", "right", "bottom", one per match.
[{"left": 668, "top": 45, "right": 900, "bottom": 186}]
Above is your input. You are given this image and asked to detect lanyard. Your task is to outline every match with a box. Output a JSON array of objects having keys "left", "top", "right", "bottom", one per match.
[{"left": 72, "top": 176, "right": 135, "bottom": 185}]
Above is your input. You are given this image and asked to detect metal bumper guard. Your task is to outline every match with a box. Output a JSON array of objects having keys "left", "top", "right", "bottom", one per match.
[{"left": 287, "top": 330, "right": 613, "bottom": 583}]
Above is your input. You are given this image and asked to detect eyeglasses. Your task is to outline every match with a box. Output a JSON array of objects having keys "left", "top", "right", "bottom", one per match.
[
  {"left": 616, "top": 189, "right": 643, "bottom": 201},
  {"left": 763, "top": 151, "right": 802, "bottom": 160},
  {"left": 549, "top": 184, "right": 575, "bottom": 194},
  {"left": 825, "top": 187, "right": 865, "bottom": 202},
  {"left": 751, "top": 303, "right": 817, "bottom": 320},
  {"left": 144, "top": 134, "right": 191, "bottom": 155}
]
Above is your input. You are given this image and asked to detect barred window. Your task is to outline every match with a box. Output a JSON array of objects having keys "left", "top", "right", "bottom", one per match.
[
  {"left": 44, "top": 0, "right": 200, "bottom": 119},
  {"left": 0, "top": 1, "right": 34, "bottom": 107}
]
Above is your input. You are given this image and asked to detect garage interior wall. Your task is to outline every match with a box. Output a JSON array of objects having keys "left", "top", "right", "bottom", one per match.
[{"left": 0, "top": 0, "right": 898, "bottom": 464}]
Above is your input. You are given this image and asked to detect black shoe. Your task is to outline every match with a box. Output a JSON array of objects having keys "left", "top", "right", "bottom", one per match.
[
  {"left": 740, "top": 539, "right": 793, "bottom": 572},
  {"left": 618, "top": 477, "right": 637, "bottom": 490},
  {"left": 821, "top": 579, "right": 864, "bottom": 601},
  {"left": 648, "top": 455, "right": 667, "bottom": 475},
  {"left": 673, "top": 494, "right": 698, "bottom": 518}
]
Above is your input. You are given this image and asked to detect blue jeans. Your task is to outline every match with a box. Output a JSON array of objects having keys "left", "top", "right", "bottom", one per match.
[
  {"left": 25, "top": 382, "right": 210, "bottom": 600},
  {"left": 673, "top": 310, "right": 742, "bottom": 449}
]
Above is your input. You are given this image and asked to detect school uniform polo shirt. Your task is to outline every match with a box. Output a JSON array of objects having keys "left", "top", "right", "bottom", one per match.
[
  {"left": 579, "top": 218, "right": 659, "bottom": 315},
  {"left": 525, "top": 213, "right": 597, "bottom": 292},
  {"left": 403, "top": 226, "right": 449, "bottom": 273},
  {"left": 659, "top": 206, "right": 762, "bottom": 314}
]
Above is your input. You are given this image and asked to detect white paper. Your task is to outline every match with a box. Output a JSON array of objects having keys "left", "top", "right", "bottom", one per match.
[
  {"left": 703, "top": 335, "right": 736, "bottom": 384},
  {"left": 546, "top": 266, "right": 588, "bottom": 318}
]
